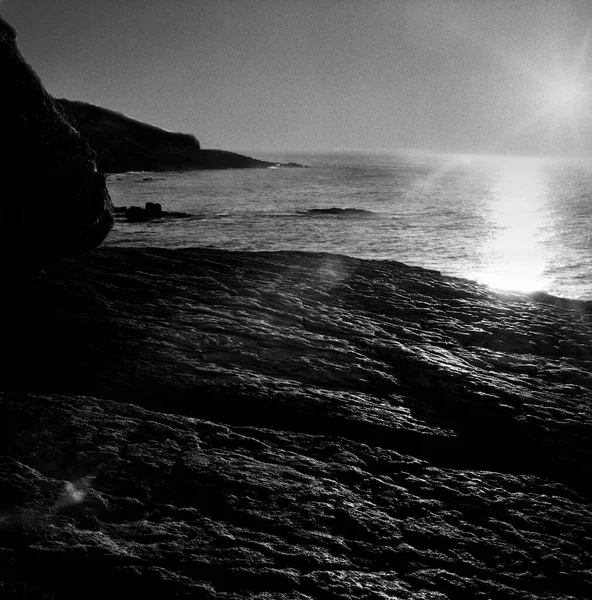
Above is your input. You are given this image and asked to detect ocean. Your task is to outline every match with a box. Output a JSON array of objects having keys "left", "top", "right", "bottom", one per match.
[{"left": 104, "top": 150, "right": 592, "bottom": 301}]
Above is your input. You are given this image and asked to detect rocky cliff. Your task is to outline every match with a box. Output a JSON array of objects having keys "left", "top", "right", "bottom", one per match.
[
  {"left": 2, "top": 248, "right": 591, "bottom": 599},
  {"left": 58, "top": 99, "right": 280, "bottom": 173},
  {"left": 0, "top": 17, "right": 113, "bottom": 281}
]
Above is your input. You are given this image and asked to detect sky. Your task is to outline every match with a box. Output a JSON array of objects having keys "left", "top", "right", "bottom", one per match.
[{"left": 3, "top": 0, "right": 592, "bottom": 156}]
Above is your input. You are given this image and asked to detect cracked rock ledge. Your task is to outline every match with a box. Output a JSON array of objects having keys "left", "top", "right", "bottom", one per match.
[{"left": 1, "top": 248, "right": 591, "bottom": 599}]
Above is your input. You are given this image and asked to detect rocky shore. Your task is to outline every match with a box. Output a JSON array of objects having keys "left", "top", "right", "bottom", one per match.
[
  {"left": 2, "top": 247, "right": 591, "bottom": 599},
  {"left": 1, "top": 11, "right": 591, "bottom": 599}
]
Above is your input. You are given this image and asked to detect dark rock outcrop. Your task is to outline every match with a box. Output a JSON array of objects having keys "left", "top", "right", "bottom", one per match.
[
  {"left": 114, "top": 202, "right": 192, "bottom": 222},
  {"left": 2, "top": 248, "right": 591, "bottom": 598},
  {"left": 0, "top": 17, "right": 113, "bottom": 281},
  {"left": 57, "top": 99, "right": 293, "bottom": 173}
]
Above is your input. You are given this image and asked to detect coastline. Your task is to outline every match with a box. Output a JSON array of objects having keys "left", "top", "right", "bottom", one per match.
[
  {"left": 3, "top": 246, "right": 591, "bottom": 598},
  {"left": 3, "top": 7, "right": 592, "bottom": 597}
]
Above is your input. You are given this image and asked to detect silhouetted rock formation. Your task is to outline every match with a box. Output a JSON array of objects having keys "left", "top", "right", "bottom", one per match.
[
  {"left": 114, "top": 202, "right": 192, "bottom": 221},
  {"left": 2, "top": 248, "right": 591, "bottom": 598},
  {"left": 57, "top": 98, "right": 291, "bottom": 173},
  {"left": 0, "top": 17, "right": 113, "bottom": 282}
]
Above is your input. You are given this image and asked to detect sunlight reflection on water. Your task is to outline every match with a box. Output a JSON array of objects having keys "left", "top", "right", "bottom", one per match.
[{"left": 471, "top": 157, "right": 552, "bottom": 293}]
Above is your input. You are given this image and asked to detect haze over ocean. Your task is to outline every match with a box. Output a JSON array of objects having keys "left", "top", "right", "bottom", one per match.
[{"left": 107, "top": 150, "right": 592, "bottom": 300}]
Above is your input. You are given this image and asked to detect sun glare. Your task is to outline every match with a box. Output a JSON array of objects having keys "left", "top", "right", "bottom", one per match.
[
  {"left": 545, "top": 80, "right": 587, "bottom": 115},
  {"left": 472, "top": 158, "right": 552, "bottom": 294}
]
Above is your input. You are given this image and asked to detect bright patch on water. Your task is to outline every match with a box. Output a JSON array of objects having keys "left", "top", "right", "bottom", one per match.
[
  {"left": 471, "top": 156, "right": 551, "bottom": 293},
  {"left": 105, "top": 151, "right": 592, "bottom": 300}
]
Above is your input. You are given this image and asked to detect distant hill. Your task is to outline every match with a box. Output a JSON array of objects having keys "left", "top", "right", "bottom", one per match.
[{"left": 57, "top": 99, "right": 277, "bottom": 173}]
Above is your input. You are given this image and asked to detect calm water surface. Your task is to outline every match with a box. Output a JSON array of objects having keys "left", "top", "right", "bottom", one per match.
[{"left": 105, "top": 151, "right": 592, "bottom": 300}]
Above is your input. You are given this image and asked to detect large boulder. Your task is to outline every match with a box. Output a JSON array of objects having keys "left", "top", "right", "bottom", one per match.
[{"left": 0, "top": 16, "right": 113, "bottom": 282}]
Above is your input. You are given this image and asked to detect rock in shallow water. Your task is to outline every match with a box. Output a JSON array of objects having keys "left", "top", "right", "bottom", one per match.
[
  {"left": 0, "top": 17, "right": 113, "bottom": 282},
  {"left": 1, "top": 248, "right": 591, "bottom": 598},
  {"left": 114, "top": 202, "right": 193, "bottom": 222}
]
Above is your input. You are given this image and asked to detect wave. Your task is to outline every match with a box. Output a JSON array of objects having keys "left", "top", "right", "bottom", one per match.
[{"left": 299, "top": 207, "right": 377, "bottom": 216}]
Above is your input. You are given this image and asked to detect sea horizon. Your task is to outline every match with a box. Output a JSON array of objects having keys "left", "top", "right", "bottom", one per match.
[{"left": 233, "top": 146, "right": 592, "bottom": 164}]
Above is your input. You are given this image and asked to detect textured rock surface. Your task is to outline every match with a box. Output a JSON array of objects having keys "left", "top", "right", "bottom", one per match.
[
  {"left": 58, "top": 99, "right": 293, "bottom": 173},
  {"left": 1, "top": 248, "right": 591, "bottom": 598},
  {"left": 0, "top": 18, "right": 113, "bottom": 279}
]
